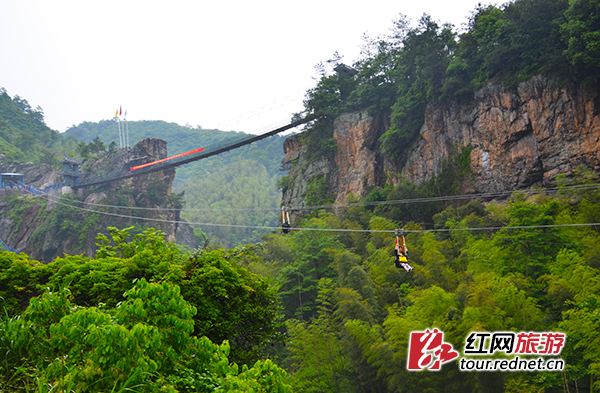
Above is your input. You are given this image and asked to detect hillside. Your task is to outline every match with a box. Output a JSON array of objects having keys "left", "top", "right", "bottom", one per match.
[
  {"left": 264, "top": 0, "right": 600, "bottom": 390},
  {"left": 0, "top": 137, "right": 195, "bottom": 262},
  {"left": 65, "top": 120, "right": 287, "bottom": 246},
  {"left": 0, "top": 91, "right": 288, "bottom": 249},
  {"left": 0, "top": 88, "right": 78, "bottom": 164}
]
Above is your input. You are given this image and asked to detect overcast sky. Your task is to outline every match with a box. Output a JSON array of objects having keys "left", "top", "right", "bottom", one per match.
[{"left": 1, "top": 0, "right": 491, "bottom": 135}]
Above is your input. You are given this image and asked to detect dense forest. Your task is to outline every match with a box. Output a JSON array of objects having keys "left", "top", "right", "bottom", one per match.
[
  {"left": 1, "top": 0, "right": 600, "bottom": 391},
  {"left": 255, "top": 169, "right": 600, "bottom": 392},
  {"left": 2, "top": 173, "right": 600, "bottom": 391},
  {"left": 0, "top": 88, "right": 79, "bottom": 164},
  {"left": 0, "top": 228, "right": 289, "bottom": 391}
]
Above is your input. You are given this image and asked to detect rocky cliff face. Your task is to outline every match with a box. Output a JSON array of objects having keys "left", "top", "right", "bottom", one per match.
[
  {"left": 282, "top": 77, "right": 600, "bottom": 206},
  {"left": 282, "top": 111, "right": 390, "bottom": 208},
  {"left": 0, "top": 158, "right": 61, "bottom": 190},
  {"left": 403, "top": 77, "right": 600, "bottom": 193},
  {"left": 77, "top": 138, "right": 182, "bottom": 244},
  {"left": 0, "top": 138, "right": 196, "bottom": 261}
]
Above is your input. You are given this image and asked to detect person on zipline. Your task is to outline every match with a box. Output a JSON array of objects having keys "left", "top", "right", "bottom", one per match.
[{"left": 394, "top": 231, "right": 413, "bottom": 272}]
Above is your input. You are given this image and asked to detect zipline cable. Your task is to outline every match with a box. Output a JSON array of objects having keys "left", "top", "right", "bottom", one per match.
[
  {"left": 175, "top": 91, "right": 306, "bottom": 145},
  {"left": 212, "top": 90, "right": 305, "bottom": 130},
  {"left": 38, "top": 194, "right": 388, "bottom": 233},
  {"left": 37, "top": 193, "right": 600, "bottom": 235},
  {"left": 292, "top": 183, "right": 600, "bottom": 211},
  {"left": 41, "top": 182, "right": 600, "bottom": 213}
]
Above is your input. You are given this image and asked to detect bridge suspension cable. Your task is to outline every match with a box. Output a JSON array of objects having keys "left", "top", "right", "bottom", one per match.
[
  {"left": 36, "top": 193, "right": 600, "bottom": 235},
  {"left": 46, "top": 182, "right": 600, "bottom": 213}
]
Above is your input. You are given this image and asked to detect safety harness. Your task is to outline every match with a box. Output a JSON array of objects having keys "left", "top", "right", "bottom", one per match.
[{"left": 395, "top": 229, "right": 413, "bottom": 272}]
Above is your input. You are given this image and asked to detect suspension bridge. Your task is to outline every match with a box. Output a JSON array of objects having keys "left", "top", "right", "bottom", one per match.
[
  {"left": 0, "top": 113, "right": 322, "bottom": 254},
  {"left": 71, "top": 113, "right": 320, "bottom": 189}
]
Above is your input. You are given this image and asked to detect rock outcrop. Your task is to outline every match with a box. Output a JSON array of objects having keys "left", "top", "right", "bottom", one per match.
[
  {"left": 282, "top": 135, "right": 329, "bottom": 208},
  {"left": 0, "top": 138, "right": 196, "bottom": 261},
  {"left": 282, "top": 77, "right": 600, "bottom": 206},
  {"left": 282, "top": 111, "right": 390, "bottom": 208},
  {"left": 0, "top": 156, "right": 61, "bottom": 189}
]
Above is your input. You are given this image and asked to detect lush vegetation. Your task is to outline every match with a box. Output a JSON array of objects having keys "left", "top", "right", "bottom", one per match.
[
  {"left": 297, "top": 0, "right": 599, "bottom": 163},
  {"left": 255, "top": 167, "right": 600, "bottom": 392},
  {"left": 1, "top": 0, "right": 599, "bottom": 391},
  {"left": 0, "top": 88, "right": 79, "bottom": 165},
  {"left": 4, "top": 172, "right": 600, "bottom": 392},
  {"left": 0, "top": 227, "right": 287, "bottom": 392},
  {"left": 2, "top": 171, "right": 189, "bottom": 262}
]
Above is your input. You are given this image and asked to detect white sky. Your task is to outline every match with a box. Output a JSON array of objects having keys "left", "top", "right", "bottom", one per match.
[{"left": 0, "top": 0, "right": 490, "bottom": 135}]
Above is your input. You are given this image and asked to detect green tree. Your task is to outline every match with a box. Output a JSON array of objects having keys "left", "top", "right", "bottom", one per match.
[
  {"left": 278, "top": 216, "right": 343, "bottom": 320},
  {"left": 560, "top": 293, "right": 600, "bottom": 391},
  {"left": 346, "top": 15, "right": 410, "bottom": 114},
  {"left": 493, "top": 194, "right": 562, "bottom": 282},
  {"left": 0, "top": 251, "right": 50, "bottom": 316},
  {"left": 561, "top": 0, "right": 600, "bottom": 85},
  {"left": 0, "top": 280, "right": 292, "bottom": 392},
  {"left": 76, "top": 140, "right": 90, "bottom": 158},
  {"left": 286, "top": 279, "right": 350, "bottom": 393},
  {"left": 47, "top": 227, "right": 281, "bottom": 365},
  {"left": 88, "top": 135, "right": 106, "bottom": 154},
  {"left": 0, "top": 88, "right": 78, "bottom": 163},
  {"left": 182, "top": 248, "right": 282, "bottom": 365},
  {"left": 380, "top": 15, "right": 456, "bottom": 162}
]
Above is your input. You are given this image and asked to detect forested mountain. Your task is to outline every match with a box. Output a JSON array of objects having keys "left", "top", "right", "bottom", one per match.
[
  {"left": 66, "top": 120, "right": 286, "bottom": 246},
  {"left": 258, "top": 173, "right": 600, "bottom": 392},
  {"left": 0, "top": 89, "right": 79, "bottom": 164},
  {"left": 0, "top": 97, "right": 287, "bottom": 247},
  {"left": 65, "top": 119, "right": 285, "bottom": 181}
]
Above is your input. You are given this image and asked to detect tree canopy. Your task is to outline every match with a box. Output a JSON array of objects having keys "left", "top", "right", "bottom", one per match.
[
  {"left": 0, "top": 227, "right": 286, "bottom": 391},
  {"left": 0, "top": 88, "right": 78, "bottom": 165},
  {"left": 256, "top": 167, "right": 600, "bottom": 392}
]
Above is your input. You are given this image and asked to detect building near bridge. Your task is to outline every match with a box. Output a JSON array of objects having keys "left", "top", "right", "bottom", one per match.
[
  {"left": 0, "top": 172, "right": 25, "bottom": 189},
  {"left": 60, "top": 158, "right": 82, "bottom": 187}
]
